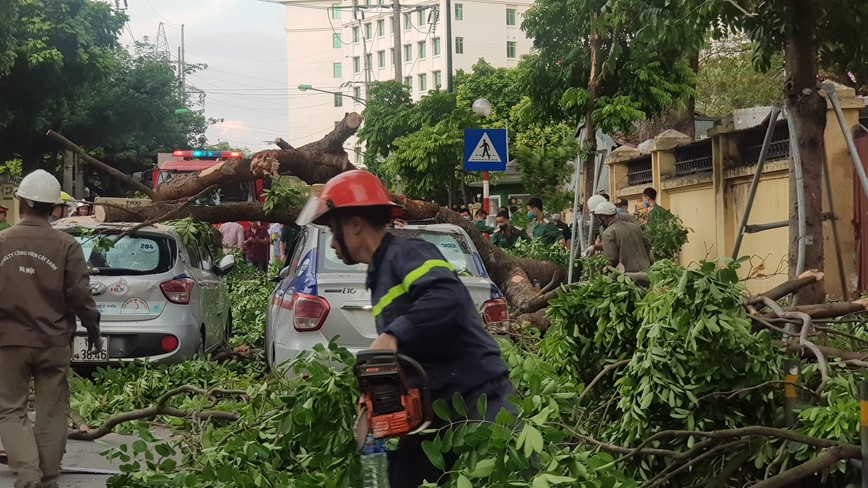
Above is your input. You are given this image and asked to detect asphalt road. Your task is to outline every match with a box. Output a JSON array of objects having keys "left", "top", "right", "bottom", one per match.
[{"left": 0, "top": 433, "right": 146, "bottom": 488}]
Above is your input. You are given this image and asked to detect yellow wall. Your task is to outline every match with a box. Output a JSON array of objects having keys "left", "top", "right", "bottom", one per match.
[
  {"left": 667, "top": 184, "right": 717, "bottom": 266},
  {"left": 606, "top": 82, "right": 864, "bottom": 298},
  {"left": 723, "top": 169, "right": 791, "bottom": 294}
]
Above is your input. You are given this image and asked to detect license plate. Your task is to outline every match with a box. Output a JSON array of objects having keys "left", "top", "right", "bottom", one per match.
[{"left": 71, "top": 336, "right": 109, "bottom": 362}]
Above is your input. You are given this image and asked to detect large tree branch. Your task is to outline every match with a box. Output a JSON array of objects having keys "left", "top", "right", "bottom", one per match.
[
  {"left": 69, "top": 385, "right": 245, "bottom": 441},
  {"left": 153, "top": 112, "right": 361, "bottom": 201},
  {"left": 46, "top": 130, "right": 157, "bottom": 200}
]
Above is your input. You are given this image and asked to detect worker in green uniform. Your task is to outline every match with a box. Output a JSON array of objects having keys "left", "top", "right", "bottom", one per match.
[
  {"left": 0, "top": 206, "right": 10, "bottom": 232},
  {"left": 525, "top": 197, "right": 563, "bottom": 245},
  {"left": 490, "top": 210, "right": 527, "bottom": 249},
  {"left": 472, "top": 209, "right": 494, "bottom": 234}
]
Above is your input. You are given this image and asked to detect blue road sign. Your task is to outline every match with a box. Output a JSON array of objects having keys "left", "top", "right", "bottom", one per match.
[{"left": 464, "top": 128, "right": 508, "bottom": 172}]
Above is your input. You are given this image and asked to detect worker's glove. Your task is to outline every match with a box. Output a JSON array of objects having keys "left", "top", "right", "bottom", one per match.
[
  {"left": 87, "top": 312, "right": 102, "bottom": 354},
  {"left": 582, "top": 245, "right": 596, "bottom": 257}
]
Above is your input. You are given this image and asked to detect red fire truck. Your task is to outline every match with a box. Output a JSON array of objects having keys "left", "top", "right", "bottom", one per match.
[{"left": 153, "top": 150, "right": 267, "bottom": 203}]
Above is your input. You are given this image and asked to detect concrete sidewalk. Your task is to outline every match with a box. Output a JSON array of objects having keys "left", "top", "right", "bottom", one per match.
[{"left": 0, "top": 432, "right": 150, "bottom": 488}]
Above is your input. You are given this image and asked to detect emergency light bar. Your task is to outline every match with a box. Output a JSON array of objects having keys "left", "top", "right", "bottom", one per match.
[{"left": 172, "top": 150, "right": 242, "bottom": 159}]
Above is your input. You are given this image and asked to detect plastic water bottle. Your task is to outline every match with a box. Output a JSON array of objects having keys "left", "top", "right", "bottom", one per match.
[{"left": 360, "top": 434, "right": 389, "bottom": 488}]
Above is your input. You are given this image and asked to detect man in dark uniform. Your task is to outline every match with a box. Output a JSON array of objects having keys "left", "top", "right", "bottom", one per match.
[{"left": 297, "top": 170, "right": 513, "bottom": 488}]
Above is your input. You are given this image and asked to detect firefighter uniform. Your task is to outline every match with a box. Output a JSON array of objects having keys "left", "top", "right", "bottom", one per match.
[
  {"left": 367, "top": 232, "right": 512, "bottom": 487},
  {"left": 297, "top": 170, "right": 514, "bottom": 488}
]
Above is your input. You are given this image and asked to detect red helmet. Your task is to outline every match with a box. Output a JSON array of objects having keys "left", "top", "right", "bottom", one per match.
[{"left": 296, "top": 170, "right": 402, "bottom": 226}]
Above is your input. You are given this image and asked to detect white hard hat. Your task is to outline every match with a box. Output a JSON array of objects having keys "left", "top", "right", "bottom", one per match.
[
  {"left": 16, "top": 170, "right": 62, "bottom": 206},
  {"left": 593, "top": 201, "right": 617, "bottom": 216},
  {"left": 586, "top": 194, "right": 607, "bottom": 213}
]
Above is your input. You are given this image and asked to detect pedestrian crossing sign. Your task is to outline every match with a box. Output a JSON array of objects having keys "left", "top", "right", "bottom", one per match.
[{"left": 464, "top": 128, "right": 508, "bottom": 172}]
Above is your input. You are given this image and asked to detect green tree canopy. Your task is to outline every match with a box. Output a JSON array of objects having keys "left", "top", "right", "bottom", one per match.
[{"left": 0, "top": 0, "right": 127, "bottom": 172}]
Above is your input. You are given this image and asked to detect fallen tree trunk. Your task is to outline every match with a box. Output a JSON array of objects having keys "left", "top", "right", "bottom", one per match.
[
  {"left": 392, "top": 195, "right": 567, "bottom": 320},
  {"left": 97, "top": 201, "right": 301, "bottom": 226},
  {"left": 153, "top": 113, "right": 361, "bottom": 201},
  {"left": 97, "top": 193, "right": 567, "bottom": 321}
]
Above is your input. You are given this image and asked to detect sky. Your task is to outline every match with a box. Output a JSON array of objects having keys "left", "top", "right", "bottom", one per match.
[{"left": 123, "top": 0, "right": 290, "bottom": 153}]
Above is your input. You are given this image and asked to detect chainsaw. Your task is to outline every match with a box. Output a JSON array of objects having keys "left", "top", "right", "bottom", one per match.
[{"left": 353, "top": 350, "right": 433, "bottom": 450}]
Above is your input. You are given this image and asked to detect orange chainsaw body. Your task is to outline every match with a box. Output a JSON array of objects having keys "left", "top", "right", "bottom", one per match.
[{"left": 355, "top": 350, "right": 433, "bottom": 440}]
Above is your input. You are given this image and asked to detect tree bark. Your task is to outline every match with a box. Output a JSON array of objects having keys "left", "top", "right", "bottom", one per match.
[
  {"left": 97, "top": 201, "right": 300, "bottom": 226},
  {"left": 152, "top": 113, "right": 361, "bottom": 201},
  {"left": 100, "top": 193, "right": 567, "bottom": 323},
  {"left": 391, "top": 195, "right": 567, "bottom": 321},
  {"left": 785, "top": 0, "right": 825, "bottom": 305}
]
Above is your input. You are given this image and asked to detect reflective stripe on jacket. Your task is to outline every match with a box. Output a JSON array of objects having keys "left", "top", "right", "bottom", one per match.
[{"left": 365, "top": 233, "right": 508, "bottom": 399}]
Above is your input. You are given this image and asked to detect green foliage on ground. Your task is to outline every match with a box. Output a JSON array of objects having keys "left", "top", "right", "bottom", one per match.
[
  {"left": 224, "top": 260, "right": 273, "bottom": 349},
  {"left": 76, "top": 258, "right": 868, "bottom": 487}
]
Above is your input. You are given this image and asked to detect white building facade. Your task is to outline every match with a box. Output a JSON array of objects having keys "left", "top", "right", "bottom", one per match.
[{"left": 281, "top": 0, "right": 535, "bottom": 153}]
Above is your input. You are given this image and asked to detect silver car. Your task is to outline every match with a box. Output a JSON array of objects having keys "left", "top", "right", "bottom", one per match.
[
  {"left": 55, "top": 221, "right": 235, "bottom": 366},
  {"left": 265, "top": 224, "right": 509, "bottom": 372}
]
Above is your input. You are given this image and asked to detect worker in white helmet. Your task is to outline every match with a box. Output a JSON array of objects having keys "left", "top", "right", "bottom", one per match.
[
  {"left": 0, "top": 170, "right": 101, "bottom": 488},
  {"left": 587, "top": 201, "right": 652, "bottom": 273}
]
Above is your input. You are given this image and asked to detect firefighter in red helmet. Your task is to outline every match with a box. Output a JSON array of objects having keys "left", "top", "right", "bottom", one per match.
[{"left": 297, "top": 171, "right": 513, "bottom": 487}]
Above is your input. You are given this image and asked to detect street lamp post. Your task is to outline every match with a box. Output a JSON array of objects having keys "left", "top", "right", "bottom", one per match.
[
  {"left": 298, "top": 84, "right": 366, "bottom": 106},
  {"left": 472, "top": 99, "right": 492, "bottom": 214}
]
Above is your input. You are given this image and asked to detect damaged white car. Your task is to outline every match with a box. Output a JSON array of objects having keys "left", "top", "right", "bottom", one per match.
[{"left": 55, "top": 220, "right": 234, "bottom": 365}]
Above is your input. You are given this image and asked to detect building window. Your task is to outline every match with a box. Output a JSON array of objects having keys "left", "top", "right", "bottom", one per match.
[
  {"left": 506, "top": 8, "right": 516, "bottom": 26},
  {"left": 433, "top": 70, "right": 442, "bottom": 88},
  {"left": 507, "top": 41, "right": 516, "bottom": 59},
  {"left": 332, "top": 33, "right": 342, "bottom": 49},
  {"left": 354, "top": 86, "right": 362, "bottom": 100},
  {"left": 404, "top": 13, "right": 411, "bottom": 30},
  {"left": 403, "top": 43, "right": 412, "bottom": 62},
  {"left": 334, "top": 93, "right": 343, "bottom": 107},
  {"left": 432, "top": 37, "right": 441, "bottom": 56},
  {"left": 331, "top": 3, "right": 341, "bottom": 19},
  {"left": 352, "top": 26, "right": 360, "bottom": 43},
  {"left": 365, "top": 53, "right": 372, "bottom": 70},
  {"left": 364, "top": 23, "right": 372, "bottom": 39},
  {"left": 377, "top": 19, "right": 385, "bottom": 37},
  {"left": 333, "top": 62, "right": 343, "bottom": 78},
  {"left": 455, "top": 3, "right": 463, "bottom": 20},
  {"left": 378, "top": 0, "right": 383, "bottom": 4},
  {"left": 377, "top": 50, "right": 386, "bottom": 68},
  {"left": 404, "top": 76, "right": 412, "bottom": 91},
  {"left": 455, "top": 37, "right": 464, "bottom": 54},
  {"left": 417, "top": 41, "right": 426, "bottom": 59},
  {"left": 418, "top": 9, "right": 426, "bottom": 26},
  {"left": 353, "top": 56, "right": 361, "bottom": 73},
  {"left": 418, "top": 73, "right": 427, "bottom": 92},
  {"left": 390, "top": 47, "right": 395, "bottom": 65}
]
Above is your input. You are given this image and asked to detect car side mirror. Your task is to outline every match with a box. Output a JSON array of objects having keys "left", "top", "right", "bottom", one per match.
[
  {"left": 217, "top": 254, "right": 236, "bottom": 274},
  {"left": 278, "top": 265, "right": 292, "bottom": 279}
]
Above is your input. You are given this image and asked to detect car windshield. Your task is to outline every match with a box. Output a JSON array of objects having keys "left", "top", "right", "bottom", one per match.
[
  {"left": 318, "top": 228, "right": 480, "bottom": 276},
  {"left": 74, "top": 233, "right": 177, "bottom": 276}
]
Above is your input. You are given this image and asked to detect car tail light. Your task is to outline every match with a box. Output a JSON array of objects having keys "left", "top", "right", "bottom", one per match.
[
  {"left": 160, "top": 278, "right": 194, "bottom": 304},
  {"left": 292, "top": 293, "right": 330, "bottom": 332},
  {"left": 481, "top": 298, "right": 509, "bottom": 324},
  {"left": 161, "top": 335, "right": 179, "bottom": 352}
]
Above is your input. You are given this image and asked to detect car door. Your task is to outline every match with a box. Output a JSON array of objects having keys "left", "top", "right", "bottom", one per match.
[{"left": 196, "top": 243, "right": 223, "bottom": 350}]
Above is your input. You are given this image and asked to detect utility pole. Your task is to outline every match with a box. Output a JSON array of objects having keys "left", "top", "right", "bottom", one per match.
[
  {"left": 355, "top": 7, "right": 371, "bottom": 101},
  {"left": 180, "top": 24, "right": 186, "bottom": 98},
  {"left": 445, "top": 0, "right": 453, "bottom": 92},
  {"left": 392, "top": 0, "right": 402, "bottom": 81}
]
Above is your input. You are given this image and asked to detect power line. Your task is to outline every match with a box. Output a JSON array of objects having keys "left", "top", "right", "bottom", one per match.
[{"left": 143, "top": 0, "right": 180, "bottom": 26}]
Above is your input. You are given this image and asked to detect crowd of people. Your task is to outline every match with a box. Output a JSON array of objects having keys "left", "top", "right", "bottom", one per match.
[
  {"left": 216, "top": 220, "right": 301, "bottom": 271},
  {"left": 452, "top": 186, "right": 673, "bottom": 276}
]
